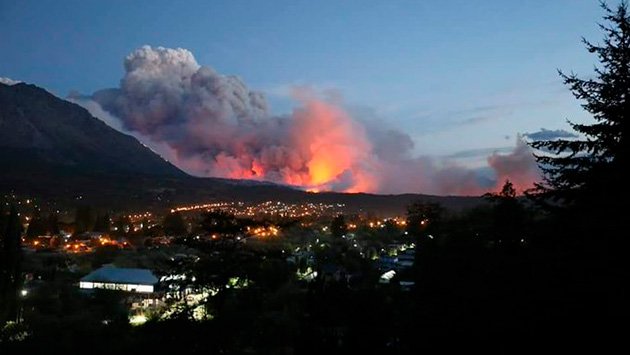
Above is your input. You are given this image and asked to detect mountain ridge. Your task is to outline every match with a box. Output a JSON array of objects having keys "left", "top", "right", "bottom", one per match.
[
  {"left": 0, "top": 82, "right": 186, "bottom": 177},
  {"left": 0, "top": 82, "right": 484, "bottom": 213}
]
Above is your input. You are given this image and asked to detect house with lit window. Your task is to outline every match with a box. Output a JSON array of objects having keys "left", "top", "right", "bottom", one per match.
[{"left": 79, "top": 265, "right": 159, "bottom": 293}]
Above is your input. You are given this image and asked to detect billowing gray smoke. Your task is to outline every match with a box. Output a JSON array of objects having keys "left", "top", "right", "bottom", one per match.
[
  {"left": 85, "top": 45, "right": 540, "bottom": 195},
  {"left": 93, "top": 46, "right": 270, "bottom": 174}
]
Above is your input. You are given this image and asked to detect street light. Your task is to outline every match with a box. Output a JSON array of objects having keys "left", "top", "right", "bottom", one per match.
[{"left": 17, "top": 289, "right": 28, "bottom": 324}]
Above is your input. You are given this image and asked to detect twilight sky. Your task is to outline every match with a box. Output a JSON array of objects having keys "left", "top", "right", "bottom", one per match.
[{"left": 0, "top": 0, "right": 607, "bottom": 193}]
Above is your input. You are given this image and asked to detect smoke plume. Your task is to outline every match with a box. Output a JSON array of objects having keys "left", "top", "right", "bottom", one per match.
[
  {"left": 87, "top": 46, "right": 540, "bottom": 195},
  {"left": 487, "top": 137, "right": 541, "bottom": 193}
]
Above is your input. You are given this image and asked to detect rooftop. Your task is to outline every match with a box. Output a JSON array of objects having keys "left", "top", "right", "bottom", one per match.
[{"left": 81, "top": 266, "right": 158, "bottom": 285}]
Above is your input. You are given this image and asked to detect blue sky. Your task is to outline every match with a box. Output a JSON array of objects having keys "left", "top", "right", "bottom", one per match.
[{"left": 0, "top": 0, "right": 604, "bottom": 158}]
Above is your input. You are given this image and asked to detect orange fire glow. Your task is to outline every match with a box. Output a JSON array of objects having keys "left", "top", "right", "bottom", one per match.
[
  {"left": 213, "top": 97, "right": 379, "bottom": 193},
  {"left": 288, "top": 98, "right": 378, "bottom": 192},
  {"left": 200, "top": 96, "right": 538, "bottom": 195}
]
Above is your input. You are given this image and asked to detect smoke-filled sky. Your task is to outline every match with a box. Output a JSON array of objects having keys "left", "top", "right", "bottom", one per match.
[{"left": 0, "top": 0, "right": 604, "bottom": 194}]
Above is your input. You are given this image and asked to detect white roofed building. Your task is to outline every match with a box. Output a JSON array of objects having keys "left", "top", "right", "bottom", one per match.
[{"left": 79, "top": 265, "right": 159, "bottom": 293}]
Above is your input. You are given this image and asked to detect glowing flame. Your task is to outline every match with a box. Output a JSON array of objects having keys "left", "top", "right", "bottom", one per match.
[
  {"left": 288, "top": 98, "right": 378, "bottom": 192},
  {"left": 212, "top": 97, "right": 379, "bottom": 193}
]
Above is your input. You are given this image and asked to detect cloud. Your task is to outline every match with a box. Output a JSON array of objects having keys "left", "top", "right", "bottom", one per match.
[
  {"left": 458, "top": 115, "right": 497, "bottom": 125},
  {"left": 447, "top": 146, "right": 513, "bottom": 159},
  {"left": 0, "top": 77, "right": 21, "bottom": 86},
  {"left": 411, "top": 99, "right": 561, "bottom": 137},
  {"left": 82, "top": 45, "right": 541, "bottom": 195},
  {"left": 523, "top": 128, "right": 578, "bottom": 141}
]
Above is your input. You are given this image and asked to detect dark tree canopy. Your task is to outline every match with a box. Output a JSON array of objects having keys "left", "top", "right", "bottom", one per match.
[
  {"left": 532, "top": 1, "right": 630, "bottom": 245},
  {"left": 93, "top": 213, "right": 111, "bottom": 233},
  {"left": 405, "top": 202, "right": 443, "bottom": 237},
  {"left": 163, "top": 211, "right": 187, "bottom": 236},
  {"left": 74, "top": 205, "right": 94, "bottom": 234},
  {"left": 26, "top": 211, "right": 47, "bottom": 238},
  {"left": 0, "top": 206, "right": 23, "bottom": 323},
  {"left": 330, "top": 214, "right": 347, "bottom": 238},
  {"left": 199, "top": 210, "right": 241, "bottom": 235},
  {"left": 47, "top": 212, "right": 60, "bottom": 235},
  {"left": 0, "top": 205, "right": 7, "bottom": 236},
  {"left": 484, "top": 180, "right": 526, "bottom": 249},
  {"left": 531, "top": 2, "right": 629, "bottom": 212}
]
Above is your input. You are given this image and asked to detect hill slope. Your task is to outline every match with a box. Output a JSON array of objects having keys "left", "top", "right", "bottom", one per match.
[{"left": 0, "top": 82, "right": 185, "bottom": 177}]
